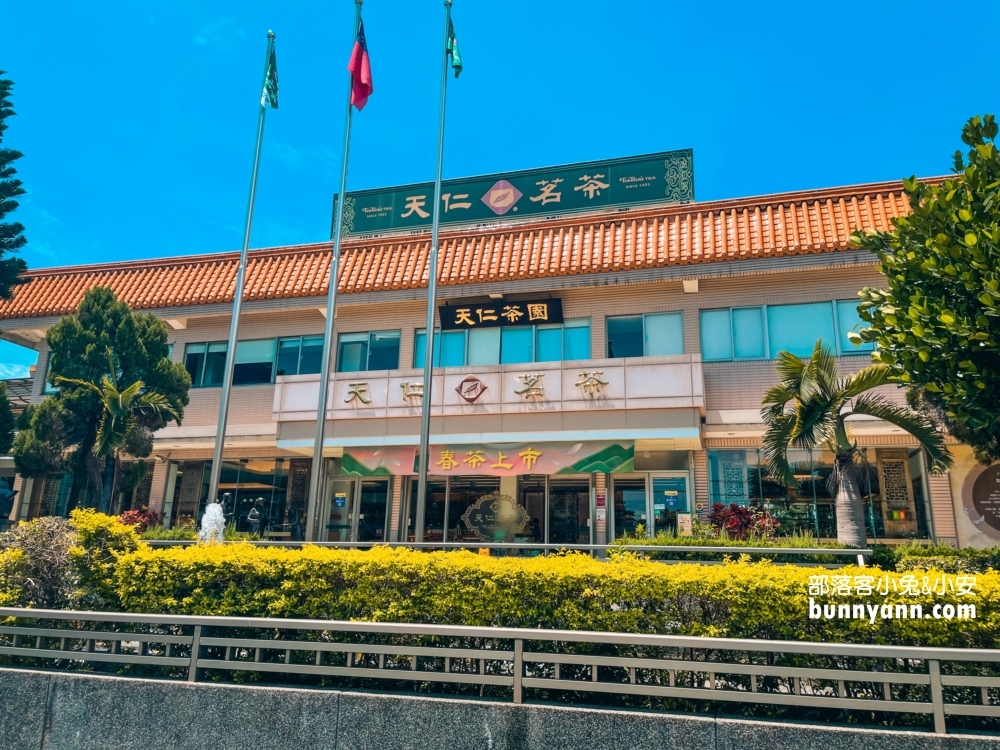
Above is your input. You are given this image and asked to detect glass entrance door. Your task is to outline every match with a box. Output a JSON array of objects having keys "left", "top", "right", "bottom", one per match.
[
  {"left": 613, "top": 477, "right": 648, "bottom": 539},
  {"left": 356, "top": 479, "right": 390, "bottom": 542},
  {"left": 651, "top": 475, "right": 689, "bottom": 534},
  {"left": 325, "top": 478, "right": 356, "bottom": 542}
]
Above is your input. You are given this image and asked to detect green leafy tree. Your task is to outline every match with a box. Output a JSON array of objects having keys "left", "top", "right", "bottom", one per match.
[
  {"left": 0, "top": 71, "right": 28, "bottom": 300},
  {"left": 13, "top": 287, "right": 190, "bottom": 512},
  {"left": 0, "top": 382, "right": 14, "bottom": 455},
  {"left": 761, "top": 342, "right": 951, "bottom": 548},
  {"left": 851, "top": 114, "right": 1000, "bottom": 463},
  {"left": 56, "top": 348, "right": 179, "bottom": 510}
]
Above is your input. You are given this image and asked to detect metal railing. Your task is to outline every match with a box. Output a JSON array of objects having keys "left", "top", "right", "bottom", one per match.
[
  {"left": 142, "top": 540, "right": 871, "bottom": 566},
  {"left": 1, "top": 607, "right": 997, "bottom": 734}
]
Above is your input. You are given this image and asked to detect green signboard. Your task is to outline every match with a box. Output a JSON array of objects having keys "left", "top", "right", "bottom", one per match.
[{"left": 337, "top": 149, "right": 693, "bottom": 236}]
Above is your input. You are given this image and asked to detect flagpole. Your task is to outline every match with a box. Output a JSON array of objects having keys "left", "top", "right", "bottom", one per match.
[
  {"left": 304, "top": 0, "right": 363, "bottom": 542},
  {"left": 415, "top": 0, "right": 453, "bottom": 543},
  {"left": 206, "top": 30, "right": 275, "bottom": 510}
]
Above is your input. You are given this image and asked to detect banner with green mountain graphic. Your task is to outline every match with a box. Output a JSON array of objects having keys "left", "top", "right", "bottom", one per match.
[{"left": 342, "top": 441, "right": 635, "bottom": 477}]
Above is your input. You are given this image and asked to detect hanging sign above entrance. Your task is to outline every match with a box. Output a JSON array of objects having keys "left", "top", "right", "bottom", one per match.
[
  {"left": 440, "top": 299, "right": 563, "bottom": 330},
  {"left": 335, "top": 149, "right": 694, "bottom": 236},
  {"left": 342, "top": 441, "right": 636, "bottom": 477}
]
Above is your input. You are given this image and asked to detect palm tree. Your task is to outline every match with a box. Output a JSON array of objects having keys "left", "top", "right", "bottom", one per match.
[
  {"left": 56, "top": 348, "right": 179, "bottom": 513},
  {"left": 760, "top": 341, "right": 951, "bottom": 548}
]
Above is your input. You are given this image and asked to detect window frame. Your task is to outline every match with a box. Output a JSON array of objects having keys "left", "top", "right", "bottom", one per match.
[
  {"left": 414, "top": 318, "right": 592, "bottom": 368},
  {"left": 336, "top": 330, "right": 401, "bottom": 373},
  {"left": 699, "top": 299, "right": 875, "bottom": 362},
  {"left": 605, "top": 311, "right": 684, "bottom": 359}
]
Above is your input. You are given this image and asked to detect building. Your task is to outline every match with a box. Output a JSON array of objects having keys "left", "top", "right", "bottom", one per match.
[{"left": 1, "top": 170, "right": 997, "bottom": 548}]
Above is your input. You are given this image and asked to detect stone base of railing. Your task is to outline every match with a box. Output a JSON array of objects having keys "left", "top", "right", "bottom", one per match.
[{"left": 2, "top": 668, "right": 998, "bottom": 750}]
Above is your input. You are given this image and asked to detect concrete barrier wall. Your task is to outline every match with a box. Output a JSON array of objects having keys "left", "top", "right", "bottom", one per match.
[{"left": 1, "top": 668, "right": 998, "bottom": 750}]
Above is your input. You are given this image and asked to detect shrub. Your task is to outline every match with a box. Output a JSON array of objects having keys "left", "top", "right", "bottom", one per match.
[
  {"left": 114, "top": 544, "right": 1000, "bottom": 649},
  {"left": 140, "top": 525, "right": 197, "bottom": 541},
  {"left": 68, "top": 508, "right": 139, "bottom": 609},
  {"left": 118, "top": 509, "right": 162, "bottom": 533},
  {"left": 0, "top": 516, "right": 78, "bottom": 608},
  {"left": 708, "top": 502, "right": 780, "bottom": 540}
]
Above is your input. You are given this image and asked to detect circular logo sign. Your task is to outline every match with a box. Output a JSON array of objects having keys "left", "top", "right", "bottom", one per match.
[
  {"left": 460, "top": 492, "right": 529, "bottom": 542},
  {"left": 971, "top": 464, "right": 1000, "bottom": 533}
]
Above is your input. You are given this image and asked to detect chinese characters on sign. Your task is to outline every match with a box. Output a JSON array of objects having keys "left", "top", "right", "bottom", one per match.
[
  {"left": 441, "top": 299, "right": 563, "bottom": 330},
  {"left": 575, "top": 371, "right": 609, "bottom": 396},
  {"left": 344, "top": 383, "right": 372, "bottom": 405},
  {"left": 337, "top": 149, "right": 695, "bottom": 235},
  {"left": 460, "top": 492, "right": 530, "bottom": 542},
  {"left": 429, "top": 447, "right": 544, "bottom": 473},
  {"left": 400, "top": 382, "right": 423, "bottom": 401},
  {"left": 514, "top": 374, "right": 545, "bottom": 400}
]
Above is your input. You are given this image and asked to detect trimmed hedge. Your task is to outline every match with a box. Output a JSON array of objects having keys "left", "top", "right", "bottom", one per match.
[{"left": 114, "top": 543, "right": 1000, "bottom": 648}]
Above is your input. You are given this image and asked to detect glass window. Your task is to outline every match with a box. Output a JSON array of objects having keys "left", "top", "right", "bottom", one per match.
[
  {"left": 700, "top": 309, "right": 732, "bottom": 361},
  {"left": 445, "top": 477, "right": 500, "bottom": 542},
  {"left": 548, "top": 479, "right": 590, "bottom": 544},
  {"left": 368, "top": 331, "right": 400, "bottom": 370},
  {"left": 439, "top": 330, "right": 466, "bottom": 367},
  {"left": 607, "top": 315, "right": 643, "bottom": 358},
  {"left": 233, "top": 338, "right": 276, "bottom": 385},
  {"left": 535, "top": 326, "right": 562, "bottom": 362},
  {"left": 767, "top": 302, "right": 836, "bottom": 358},
  {"left": 613, "top": 478, "right": 648, "bottom": 538},
  {"left": 467, "top": 328, "right": 501, "bottom": 365},
  {"left": 608, "top": 313, "right": 682, "bottom": 358},
  {"left": 337, "top": 333, "right": 369, "bottom": 373},
  {"left": 203, "top": 343, "right": 228, "bottom": 386},
  {"left": 501, "top": 327, "right": 534, "bottom": 364},
  {"left": 836, "top": 300, "right": 875, "bottom": 354},
  {"left": 644, "top": 312, "right": 684, "bottom": 356},
  {"left": 732, "top": 307, "right": 766, "bottom": 359},
  {"left": 183, "top": 343, "right": 207, "bottom": 385},
  {"left": 276, "top": 338, "right": 300, "bottom": 377},
  {"left": 563, "top": 318, "right": 591, "bottom": 360},
  {"left": 299, "top": 336, "right": 324, "bottom": 374},
  {"left": 413, "top": 330, "right": 435, "bottom": 368}
]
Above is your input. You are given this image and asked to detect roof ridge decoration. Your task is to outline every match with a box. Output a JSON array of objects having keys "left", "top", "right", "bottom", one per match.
[{"left": 0, "top": 178, "right": 940, "bottom": 320}]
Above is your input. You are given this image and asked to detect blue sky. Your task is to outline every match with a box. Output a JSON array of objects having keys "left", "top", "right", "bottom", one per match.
[{"left": 2, "top": 0, "right": 999, "bottom": 376}]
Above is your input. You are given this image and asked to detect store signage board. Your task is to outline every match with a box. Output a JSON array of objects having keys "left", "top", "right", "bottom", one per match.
[
  {"left": 336, "top": 149, "right": 694, "bottom": 236},
  {"left": 440, "top": 299, "right": 562, "bottom": 330}
]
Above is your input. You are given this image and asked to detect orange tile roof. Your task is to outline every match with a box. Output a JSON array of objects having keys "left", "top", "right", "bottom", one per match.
[{"left": 0, "top": 178, "right": 924, "bottom": 321}]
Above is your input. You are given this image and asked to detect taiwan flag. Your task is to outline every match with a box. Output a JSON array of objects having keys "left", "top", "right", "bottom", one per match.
[{"left": 348, "top": 21, "right": 373, "bottom": 110}]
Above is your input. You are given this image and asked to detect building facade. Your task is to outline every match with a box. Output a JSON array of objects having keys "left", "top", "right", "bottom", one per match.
[{"left": 2, "top": 178, "right": 997, "bottom": 548}]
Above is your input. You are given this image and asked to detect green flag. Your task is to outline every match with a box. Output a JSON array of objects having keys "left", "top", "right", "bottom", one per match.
[
  {"left": 261, "top": 43, "right": 279, "bottom": 108},
  {"left": 446, "top": 19, "right": 462, "bottom": 78}
]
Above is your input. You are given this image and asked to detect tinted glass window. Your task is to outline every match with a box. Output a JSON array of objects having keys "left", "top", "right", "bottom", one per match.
[
  {"left": 767, "top": 302, "right": 836, "bottom": 358},
  {"left": 700, "top": 309, "right": 732, "bottom": 361},
  {"left": 732, "top": 307, "right": 765, "bottom": 359},
  {"left": 535, "top": 326, "right": 562, "bottom": 362},
  {"left": 368, "top": 331, "right": 400, "bottom": 370},
  {"left": 563, "top": 319, "right": 591, "bottom": 360},
  {"left": 233, "top": 339, "right": 275, "bottom": 385},
  {"left": 501, "top": 327, "right": 533, "bottom": 364},
  {"left": 299, "top": 336, "right": 324, "bottom": 374},
  {"left": 836, "top": 300, "right": 875, "bottom": 353},
  {"left": 607, "top": 316, "right": 643, "bottom": 358},
  {"left": 203, "top": 343, "right": 228, "bottom": 387},
  {"left": 439, "top": 330, "right": 466, "bottom": 367},
  {"left": 276, "top": 338, "right": 300, "bottom": 377},
  {"left": 184, "top": 343, "right": 207, "bottom": 385},
  {"left": 337, "top": 333, "right": 369, "bottom": 373},
  {"left": 644, "top": 312, "right": 684, "bottom": 356},
  {"left": 467, "top": 328, "right": 500, "bottom": 365}
]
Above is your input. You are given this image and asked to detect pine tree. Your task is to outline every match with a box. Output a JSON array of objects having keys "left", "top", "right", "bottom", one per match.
[{"left": 0, "top": 71, "right": 28, "bottom": 300}]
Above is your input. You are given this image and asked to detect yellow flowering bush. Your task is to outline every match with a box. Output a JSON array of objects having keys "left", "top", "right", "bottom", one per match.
[{"left": 114, "top": 544, "right": 1000, "bottom": 648}]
